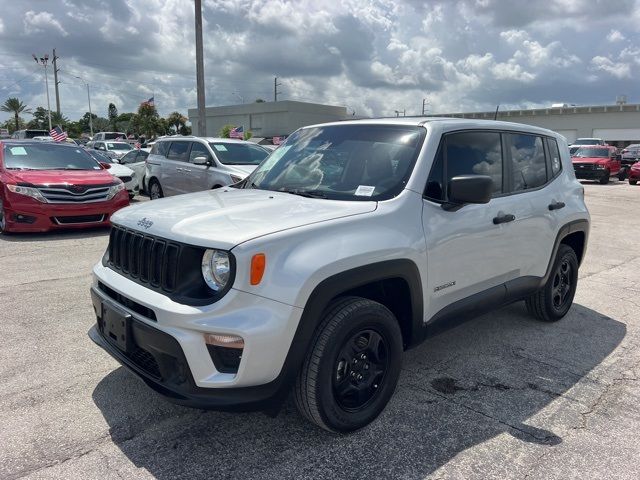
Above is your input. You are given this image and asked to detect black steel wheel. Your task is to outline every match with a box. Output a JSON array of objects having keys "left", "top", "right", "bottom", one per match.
[
  {"left": 294, "top": 296, "right": 403, "bottom": 432},
  {"left": 599, "top": 171, "right": 610, "bottom": 184},
  {"left": 0, "top": 201, "right": 7, "bottom": 234},
  {"left": 526, "top": 244, "right": 578, "bottom": 322},
  {"left": 149, "top": 179, "right": 163, "bottom": 199}
]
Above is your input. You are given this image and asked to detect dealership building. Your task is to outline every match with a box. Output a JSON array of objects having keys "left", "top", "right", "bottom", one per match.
[
  {"left": 433, "top": 102, "right": 640, "bottom": 147},
  {"left": 188, "top": 100, "right": 347, "bottom": 139}
]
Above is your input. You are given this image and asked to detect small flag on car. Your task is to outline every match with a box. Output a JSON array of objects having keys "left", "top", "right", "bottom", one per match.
[
  {"left": 229, "top": 125, "right": 244, "bottom": 139},
  {"left": 272, "top": 136, "right": 283, "bottom": 145},
  {"left": 134, "top": 142, "right": 141, "bottom": 149},
  {"left": 49, "top": 126, "right": 68, "bottom": 142}
]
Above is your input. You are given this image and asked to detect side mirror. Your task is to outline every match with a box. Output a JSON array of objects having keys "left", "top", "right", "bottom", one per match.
[
  {"left": 445, "top": 175, "right": 493, "bottom": 210},
  {"left": 99, "top": 162, "right": 111, "bottom": 169},
  {"left": 193, "top": 156, "right": 210, "bottom": 166}
]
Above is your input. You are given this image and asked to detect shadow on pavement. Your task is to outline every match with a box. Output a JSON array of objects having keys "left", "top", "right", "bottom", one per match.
[
  {"left": 92, "top": 302, "right": 624, "bottom": 479},
  {"left": 0, "top": 226, "right": 110, "bottom": 243}
]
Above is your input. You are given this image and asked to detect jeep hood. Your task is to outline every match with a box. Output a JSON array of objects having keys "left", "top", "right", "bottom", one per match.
[{"left": 111, "top": 188, "right": 377, "bottom": 249}]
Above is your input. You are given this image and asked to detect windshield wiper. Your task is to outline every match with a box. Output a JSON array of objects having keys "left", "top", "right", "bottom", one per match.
[{"left": 282, "top": 189, "right": 327, "bottom": 199}]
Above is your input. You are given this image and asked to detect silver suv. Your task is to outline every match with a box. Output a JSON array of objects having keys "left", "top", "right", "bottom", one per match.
[{"left": 144, "top": 136, "right": 270, "bottom": 199}]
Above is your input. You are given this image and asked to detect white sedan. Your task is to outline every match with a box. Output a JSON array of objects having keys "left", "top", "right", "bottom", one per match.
[
  {"left": 118, "top": 149, "right": 149, "bottom": 193},
  {"left": 85, "top": 148, "right": 138, "bottom": 199}
]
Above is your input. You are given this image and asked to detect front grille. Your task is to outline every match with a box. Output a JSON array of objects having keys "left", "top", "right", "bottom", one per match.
[
  {"left": 37, "top": 184, "right": 112, "bottom": 203},
  {"left": 53, "top": 214, "right": 105, "bottom": 225},
  {"left": 129, "top": 347, "right": 161, "bottom": 379},
  {"left": 573, "top": 163, "right": 595, "bottom": 171},
  {"left": 118, "top": 176, "right": 132, "bottom": 183},
  {"left": 108, "top": 226, "right": 180, "bottom": 293}
]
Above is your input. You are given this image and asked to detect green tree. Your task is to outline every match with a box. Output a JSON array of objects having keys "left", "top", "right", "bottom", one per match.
[
  {"left": 166, "top": 111, "right": 187, "bottom": 134},
  {"left": 179, "top": 124, "right": 192, "bottom": 135},
  {"left": 93, "top": 117, "right": 110, "bottom": 132},
  {"left": 78, "top": 112, "right": 98, "bottom": 133},
  {"left": 131, "top": 103, "right": 161, "bottom": 137},
  {"left": 50, "top": 111, "right": 69, "bottom": 127},
  {"left": 28, "top": 106, "right": 49, "bottom": 129},
  {"left": 220, "top": 124, "right": 234, "bottom": 138},
  {"left": 108, "top": 103, "right": 118, "bottom": 130},
  {"left": 243, "top": 130, "right": 253, "bottom": 141},
  {"left": 255, "top": 98, "right": 266, "bottom": 103},
  {"left": 1, "top": 97, "right": 31, "bottom": 131},
  {"left": 1, "top": 117, "right": 26, "bottom": 133}
]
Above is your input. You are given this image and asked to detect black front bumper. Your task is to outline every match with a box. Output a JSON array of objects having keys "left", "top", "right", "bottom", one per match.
[
  {"left": 89, "top": 288, "right": 288, "bottom": 412},
  {"left": 573, "top": 168, "right": 607, "bottom": 180}
]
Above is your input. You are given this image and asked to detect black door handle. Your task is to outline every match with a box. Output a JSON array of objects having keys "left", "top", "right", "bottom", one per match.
[
  {"left": 548, "top": 201, "right": 565, "bottom": 211},
  {"left": 493, "top": 213, "right": 515, "bottom": 224}
]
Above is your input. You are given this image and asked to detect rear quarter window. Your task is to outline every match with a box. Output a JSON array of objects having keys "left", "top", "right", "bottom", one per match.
[{"left": 151, "top": 141, "right": 170, "bottom": 157}]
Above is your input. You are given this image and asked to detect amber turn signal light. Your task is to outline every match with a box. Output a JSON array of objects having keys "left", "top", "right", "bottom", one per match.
[{"left": 250, "top": 253, "right": 266, "bottom": 285}]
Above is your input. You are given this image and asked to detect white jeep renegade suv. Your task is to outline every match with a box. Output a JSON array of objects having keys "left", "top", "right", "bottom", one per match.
[{"left": 89, "top": 118, "right": 590, "bottom": 432}]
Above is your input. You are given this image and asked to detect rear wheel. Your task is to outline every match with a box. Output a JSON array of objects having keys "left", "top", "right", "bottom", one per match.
[
  {"left": 525, "top": 244, "right": 578, "bottom": 322},
  {"left": 630, "top": 179, "right": 638, "bottom": 185},
  {"left": 617, "top": 170, "right": 627, "bottom": 181},
  {"left": 294, "top": 297, "right": 403, "bottom": 432},
  {"left": 149, "top": 179, "right": 163, "bottom": 200}
]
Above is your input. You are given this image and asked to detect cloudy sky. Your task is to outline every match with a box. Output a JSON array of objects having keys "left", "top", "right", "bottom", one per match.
[{"left": 1, "top": 0, "right": 639, "bottom": 124}]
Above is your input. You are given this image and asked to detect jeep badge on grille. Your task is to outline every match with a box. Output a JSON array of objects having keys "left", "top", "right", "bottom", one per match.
[{"left": 137, "top": 217, "right": 153, "bottom": 229}]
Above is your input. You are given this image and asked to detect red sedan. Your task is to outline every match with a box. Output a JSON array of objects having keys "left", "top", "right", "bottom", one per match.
[
  {"left": 0, "top": 141, "right": 129, "bottom": 233},
  {"left": 629, "top": 161, "right": 640, "bottom": 185}
]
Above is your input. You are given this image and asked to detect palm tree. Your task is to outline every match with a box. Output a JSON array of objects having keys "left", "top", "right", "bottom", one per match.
[
  {"left": 166, "top": 111, "right": 187, "bottom": 134},
  {"left": 1, "top": 98, "right": 31, "bottom": 131}
]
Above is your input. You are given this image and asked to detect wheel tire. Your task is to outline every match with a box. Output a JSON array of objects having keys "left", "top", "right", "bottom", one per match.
[
  {"left": 0, "top": 202, "right": 9, "bottom": 235},
  {"left": 630, "top": 179, "right": 637, "bottom": 185},
  {"left": 617, "top": 170, "right": 627, "bottom": 181},
  {"left": 294, "top": 296, "right": 403, "bottom": 433},
  {"left": 128, "top": 193, "right": 135, "bottom": 200},
  {"left": 598, "top": 171, "right": 610, "bottom": 184},
  {"left": 149, "top": 179, "right": 163, "bottom": 199},
  {"left": 525, "top": 244, "right": 578, "bottom": 322}
]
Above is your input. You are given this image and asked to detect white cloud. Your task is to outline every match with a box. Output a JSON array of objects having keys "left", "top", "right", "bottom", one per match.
[
  {"left": 591, "top": 56, "right": 631, "bottom": 78},
  {"left": 606, "top": 29, "right": 625, "bottom": 42},
  {"left": 24, "top": 11, "right": 68, "bottom": 37}
]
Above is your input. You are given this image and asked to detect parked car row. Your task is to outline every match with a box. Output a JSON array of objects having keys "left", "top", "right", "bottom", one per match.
[{"left": 570, "top": 142, "right": 640, "bottom": 186}]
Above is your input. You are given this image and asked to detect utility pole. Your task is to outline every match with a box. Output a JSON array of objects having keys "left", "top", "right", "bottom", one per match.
[
  {"left": 274, "top": 77, "right": 282, "bottom": 102},
  {"left": 52, "top": 48, "right": 61, "bottom": 115},
  {"left": 194, "top": 0, "right": 207, "bottom": 136},
  {"left": 32, "top": 53, "right": 52, "bottom": 131},
  {"left": 422, "top": 98, "right": 426, "bottom": 116}
]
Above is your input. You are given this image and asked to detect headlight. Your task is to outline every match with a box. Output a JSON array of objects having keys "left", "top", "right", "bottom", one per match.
[
  {"left": 106, "top": 182, "right": 125, "bottom": 200},
  {"left": 595, "top": 164, "right": 606, "bottom": 169},
  {"left": 6, "top": 184, "right": 47, "bottom": 202},
  {"left": 202, "top": 249, "right": 231, "bottom": 291}
]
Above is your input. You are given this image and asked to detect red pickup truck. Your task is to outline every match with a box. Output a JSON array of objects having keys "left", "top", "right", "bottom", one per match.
[{"left": 571, "top": 145, "right": 623, "bottom": 184}]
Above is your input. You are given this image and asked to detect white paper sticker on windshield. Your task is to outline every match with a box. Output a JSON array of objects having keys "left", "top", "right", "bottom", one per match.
[
  {"left": 355, "top": 185, "right": 375, "bottom": 196},
  {"left": 213, "top": 144, "right": 228, "bottom": 152},
  {"left": 9, "top": 147, "right": 27, "bottom": 156}
]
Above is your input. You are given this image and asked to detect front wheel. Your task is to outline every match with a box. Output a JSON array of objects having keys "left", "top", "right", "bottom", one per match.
[
  {"left": 294, "top": 297, "right": 403, "bottom": 432},
  {"left": 149, "top": 179, "right": 163, "bottom": 200},
  {"left": 0, "top": 202, "right": 9, "bottom": 234},
  {"left": 599, "top": 171, "right": 610, "bottom": 184},
  {"left": 630, "top": 179, "right": 638, "bottom": 185},
  {"left": 525, "top": 244, "right": 578, "bottom": 322},
  {"left": 617, "top": 170, "right": 627, "bottom": 181}
]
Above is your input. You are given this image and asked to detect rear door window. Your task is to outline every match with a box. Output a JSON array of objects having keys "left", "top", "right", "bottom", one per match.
[
  {"left": 507, "top": 133, "right": 547, "bottom": 191},
  {"left": 167, "top": 141, "right": 189, "bottom": 162}
]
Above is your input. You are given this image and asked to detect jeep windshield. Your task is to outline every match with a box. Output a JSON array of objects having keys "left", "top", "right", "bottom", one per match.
[
  {"left": 3, "top": 143, "right": 102, "bottom": 170},
  {"left": 241, "top": 124, "right": 426, "bottom": 201},
  {"left": 574, "top": 147, "right": 609, "bottom": 158}
]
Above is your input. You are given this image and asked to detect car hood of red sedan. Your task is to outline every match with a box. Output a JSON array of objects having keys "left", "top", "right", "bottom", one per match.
[{"left": 7, "top": 169, "right": 115, "bottom": 186}]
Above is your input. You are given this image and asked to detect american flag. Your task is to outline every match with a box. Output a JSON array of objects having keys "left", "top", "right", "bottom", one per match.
[
  {"left": 141, "top": 96, "right": 154, "bottom": 107},
  {"left": 134, "top": 142, "right": 141, "bottom": 149},
  {"left": 49, "top": 126, "right": 68, "bottom": 142},
  {"left": 229, "top": 125, "right": 244, "bottom": 139},
  {"left": 272, "top": 136, "right": 283, "bottom": 145},
  {"left": 115, "top": 136, "right": 124, "bottom": 141}
]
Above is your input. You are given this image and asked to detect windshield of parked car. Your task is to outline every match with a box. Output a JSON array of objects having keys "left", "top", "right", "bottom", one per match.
[
  {"left": 573, "top": 139, "right": 600, "bottom": 145},
  {"left": 574, "top": 147, "right": 610, "bottom": 158},
  {"left": 3, "top": 143, "right": 103, "bottom": 170},
  {"left": 106, "top": 142, "right": 132, "bottom": 151},
  {"left": 209, "top": 142, "right": 269, "bottom": 165},
  {"left": 84, "top": 149, "right": 112, "bottom": 163},
  {"left": 241, "top": 124, "right": 426, "bottom": 201},
  {"left": 103, "top": 133, "right": 127, "bottom": 140}
]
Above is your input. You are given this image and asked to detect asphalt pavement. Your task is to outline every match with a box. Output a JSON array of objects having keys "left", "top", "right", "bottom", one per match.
[{"left": 1, "top": 184, "right": 639, "bottom": 480}]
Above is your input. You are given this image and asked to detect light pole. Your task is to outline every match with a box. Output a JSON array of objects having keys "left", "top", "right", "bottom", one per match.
[
  {"left": 232, "top": 92, "right": 244, "bottom": 104},
  {"left": 32, "top": 53, "right": 52, "bottom": 130},
  {"left": 72, "top": 75, "right": 93, "bottom": 137}
]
